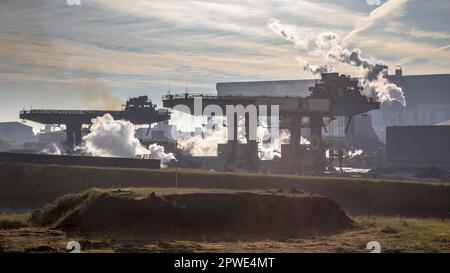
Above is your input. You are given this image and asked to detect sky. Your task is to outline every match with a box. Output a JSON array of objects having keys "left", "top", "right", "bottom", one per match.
[{"left": 0, "top": 0, "right": 449, "bottom": 130}]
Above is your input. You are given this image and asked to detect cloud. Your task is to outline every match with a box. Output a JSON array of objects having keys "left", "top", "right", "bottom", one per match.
[
  {"left": 342, "top": 0, "right": 409, "bottom": 45},
  {"left": 290, "top": 0, "right": 363, "bottom": 29},
  {"left": 91, "top": 0, "right": 268, "bottom": 37},
  {"left": 407, "top": 28, "right": 450, "bottom": 40},
  {"left": 0, "top": 0, "right": 449, "bottom": 125}
]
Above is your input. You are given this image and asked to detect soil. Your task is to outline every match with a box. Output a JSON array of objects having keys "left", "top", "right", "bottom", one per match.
[{"left": 29, "top": 189, "right": 354, "bottom": 239}]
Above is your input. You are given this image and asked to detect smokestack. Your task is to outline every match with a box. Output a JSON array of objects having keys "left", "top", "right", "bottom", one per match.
[{"left": 395, "top": 66, "right": 403, "bottom": 76}]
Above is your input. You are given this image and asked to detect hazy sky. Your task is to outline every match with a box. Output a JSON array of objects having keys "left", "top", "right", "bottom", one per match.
[{"left": 0, "top": 0, "right": 449, "bottom": 128}]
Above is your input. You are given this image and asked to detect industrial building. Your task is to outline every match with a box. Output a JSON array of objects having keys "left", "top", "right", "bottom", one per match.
[
  {"left": 0, "top": 152, "right": 161, "bottom": 169},
  {"left": 386, "top": 123, "right": 450, "bottom": 170},
  {"left": 164, "top": 72, "right": 380, "bottom": 174},
  {"left": 217, "top": 69, "right": 450, "bottom": 142},
  {"left": 12, "top": 68, "right": 450, "bottom": 174},
  {"left": 0, "top": 121, "right": 35, "bottom": 143},
  {"left": 163, "top": 69, "right": 450, "bottom": 173}
]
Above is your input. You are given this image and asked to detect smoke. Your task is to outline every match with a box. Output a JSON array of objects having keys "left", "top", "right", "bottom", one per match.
[
  {"left": 259, "top": 129, "right": 290, "bottom": 160},
  {"left": 362, "top": 72, "right": 406, "bottom": 106},
  {"left": 80, "top": 66, "right": 122, "bottom": 110},
  {"left": 176, "top": 117, "right": 227, "bottom": 156},
  {"left": 40, "top": 143, "right": 64, "bottom": 155},
  {"left": 82, "top": 88, "right": 122, "bottom": 110},
  {"left": 148, "top": 143, "right": 176, "bottom": 165},
  {"left": 325, "top": 149, "right": 363, "bottom": 159},
  {"left": 342, "top": 0, "right": 409, "bottom": 46},
  {"left": 258, "top": 126, "right": 310, "bottom": 160},
  {"left": 347, "top": 149, "right": 363, "bottom": 159},
  {"left": 267, "top": 18, "right": 406, "bottom": 106},
  {"left": 297, "top": 58, "right": 329, "bottom": 74},
  {"left": 77, "top": 114, "right": 175, "bottom": 167}
]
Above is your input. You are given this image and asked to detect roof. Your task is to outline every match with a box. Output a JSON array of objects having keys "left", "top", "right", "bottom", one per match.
[{"left": 0, "top": 121, "right": 32, "bottom": 128}]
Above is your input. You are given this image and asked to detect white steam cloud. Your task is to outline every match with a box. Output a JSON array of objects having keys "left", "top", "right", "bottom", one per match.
[
  {"left": 258, "top": 128, "right": 290, "bottom": 160},
  {"left": 347, "top": 149, "right": 363, "bottom": 159},
  {"left": 258, "top": 126, "right": 310, "bottom": 160},
  {"left": 177, "top": 117, "right": 227, "bottom": 156},
  {"left": 77, "top": 114, "right": 175, "bottom": 167},
  {"left": 148, "top": 143, "right": 177, "bottom": 165},
  {"left": 268, "top": 18, "right": 406, "bottom": 106},
  {"left": 40, "top": 143, "right": 64, "bottom": 155}
]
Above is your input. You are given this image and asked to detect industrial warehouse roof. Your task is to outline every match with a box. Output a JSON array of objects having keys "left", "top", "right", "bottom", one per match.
[{"left": 0, "top": 121, "right": 32, "bottom": 128}]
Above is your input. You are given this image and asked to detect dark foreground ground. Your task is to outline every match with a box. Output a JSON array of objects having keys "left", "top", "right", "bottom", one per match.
[
  {"left": 1, "top": 187, "right": 450, "bottom": 253},
  {"left": 1, "top": 216, "right": 449, "bottom": 253}
]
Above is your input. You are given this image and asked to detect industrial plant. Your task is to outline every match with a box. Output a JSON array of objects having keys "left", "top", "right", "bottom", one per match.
[
  {"left": 1, "top": 0, "right": 449, "bottom": 257},
  {"left": 0, "top": 68, "right": 448, "bottom": 180}
]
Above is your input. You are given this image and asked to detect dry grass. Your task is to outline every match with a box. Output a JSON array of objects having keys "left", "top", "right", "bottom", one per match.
[
  {"left": 0, "top": 213, "right": 29, "bottom": 230},
  {"left": 1, "top": 163, "right": 449, "bottom": 218},
  {"left": 0, "top": 215, "right": 449, "bottom": 253}
]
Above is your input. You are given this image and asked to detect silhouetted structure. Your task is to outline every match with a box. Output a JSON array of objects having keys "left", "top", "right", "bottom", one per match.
[
  {"left": 20, "top": 96, "right": 170, "bottom": 148},
  {"left": 0, "top": 152, "right": 161, "bottom": 169},
  {"left": 386, "top": 124, "right": 450, "bottom": 169},
  {"left": 163, "top": 73, "right": 379, "bottom": 174}
]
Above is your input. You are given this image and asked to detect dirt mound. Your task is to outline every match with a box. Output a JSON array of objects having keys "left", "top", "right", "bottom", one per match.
[{"left": 30, "top": 189, "right": 354, "bottom": 238}]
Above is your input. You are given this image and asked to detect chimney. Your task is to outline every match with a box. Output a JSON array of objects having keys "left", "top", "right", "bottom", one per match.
[{"left": 395, "top": 65, "right": 403, "bottom": 76}]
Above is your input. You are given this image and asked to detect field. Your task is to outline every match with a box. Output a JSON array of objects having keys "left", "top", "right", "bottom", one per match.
[
  {"left": 1, "top": 162, "right": 450, "bottom": 253},
  {"left": 1, "top": 214, "right": 449, "bottom": 253}
]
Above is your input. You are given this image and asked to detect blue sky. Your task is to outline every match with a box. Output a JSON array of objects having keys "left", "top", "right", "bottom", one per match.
[{"left": 0, "top": 0, "right": 449, "bottom": 129}]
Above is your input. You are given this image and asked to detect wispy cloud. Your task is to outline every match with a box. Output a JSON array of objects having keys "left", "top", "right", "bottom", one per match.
[
  {"left": 342, "top": 0, "right": 409, "bottom": 45},
  {"left": 0, "top": 0, "right": 449, "bottom": 122},
  {"left": 407, "top": 28, "right": 450, "bottom": 40}
]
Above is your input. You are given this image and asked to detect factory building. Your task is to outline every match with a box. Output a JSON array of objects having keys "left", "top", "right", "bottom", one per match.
[
  {"left": 136, "top": 121, "right": 173, "bottom": 140},
  {"left": 217, "top": 69, "right": 450, "bottom": 143},
  {"left": 386, "top": 123, "right": 450, "bottom": 169},
  {"left": 372, "top": 71, "right": 450, "bottom": 142},
  {"left": 165, "top": 72, "right": 380, "bottom": 174},
  {"left": 0, "top": 122, "right": 35, "bottom": 143}
]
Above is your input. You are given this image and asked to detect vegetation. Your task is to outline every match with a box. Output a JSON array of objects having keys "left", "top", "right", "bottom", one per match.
[
  {"left": 0, "top": 214, "right": 449, "bottom": 253},
  {"left": 0, "top": 213, "right": 29, "bottom": 230},
  {"left": 1, "top": 162, "right": 449, "bottom": 218}
]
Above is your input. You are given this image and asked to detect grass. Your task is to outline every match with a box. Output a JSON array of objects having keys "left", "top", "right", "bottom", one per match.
[
  {"left": 354, "top": 217, "right": 450, "bottom": 252},
  {"left": 0, "top": 214, "right": 448, "bottom": 253},
  {"left": 1, "top": 185, "right": 449, "bottom": 253},
  {"left": 1, "top": 162, "right": 449, "bottom": 218},
  {"left": 0, "top": 213, "right": 29, "bottom": 230}
]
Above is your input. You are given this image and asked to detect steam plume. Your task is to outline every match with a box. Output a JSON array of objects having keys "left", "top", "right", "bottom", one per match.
[
  {"left": 40, "top": 143, "right": 63, "bottom": 155},
  {"left": 347, "top": 149, "right": 363, "bottom": 159},
  {"left": 77, "top": 114, "right": 175, "bottom": 167},
  {"left": 258, "top": 129, "right": 290, "bottom": 160},
  {"left": 258, "top": 125, "right": 310, "bottom": 160},
  {"left": 268, "top": 18, "right": 406, "bottom": 106},
  {"left": 177, "top": 117, "right": 227, "bottom": 156}
]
